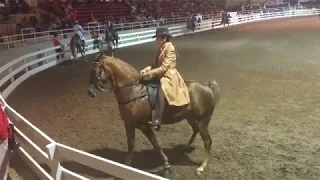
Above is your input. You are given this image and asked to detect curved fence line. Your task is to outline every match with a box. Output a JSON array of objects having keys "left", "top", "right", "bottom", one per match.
[
  {"left": 1, "top": 14, "right": 217, "bottom": 49},
  {"left": 1, "top": 8, "right": 319, "bottom": 180},
  {"left": 2, "top": 4, "right": 318, "bottom": 50}
]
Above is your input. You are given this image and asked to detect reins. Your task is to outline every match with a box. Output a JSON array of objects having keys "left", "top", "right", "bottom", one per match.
[
  {"left": 97, "top": 79, "right": 140, "bottom": 93},
  {"left": 98, "top": 79, "right": 149, "bottom": 104}
]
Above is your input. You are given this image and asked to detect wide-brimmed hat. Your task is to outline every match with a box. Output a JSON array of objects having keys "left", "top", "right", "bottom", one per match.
[{"left": 152, "top": 27, "right": 172, "bottom": 38}]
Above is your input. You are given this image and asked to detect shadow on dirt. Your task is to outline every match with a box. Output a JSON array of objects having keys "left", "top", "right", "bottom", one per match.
[{"left": 60, "top": 144, "right": 199, "bottom": 178}]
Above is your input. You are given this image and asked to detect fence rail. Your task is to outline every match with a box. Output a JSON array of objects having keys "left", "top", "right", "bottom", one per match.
[
  {"left": 1, "top": 8, "right": 319, "bottom": 180},
  {"left": 1, "top": 14, "right": 217, "bottom": 49}
]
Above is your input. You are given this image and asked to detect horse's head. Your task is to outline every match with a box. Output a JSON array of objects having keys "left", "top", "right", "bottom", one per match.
[
  {"left": 87, "top": 53, "right": 140, "bottom": 98},
  {"left": 87, "top": 53, "right": 114, "bottom": 98}
]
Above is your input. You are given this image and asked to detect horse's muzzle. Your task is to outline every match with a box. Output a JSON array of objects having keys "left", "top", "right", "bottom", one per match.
[{"left": 87, "top": 87, "right": 99, "bottom": 98}]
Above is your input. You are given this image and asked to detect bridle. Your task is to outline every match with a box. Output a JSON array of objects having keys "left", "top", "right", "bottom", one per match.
[
  {"left": 92, "top": 61, "right": 148, "bottom": 104},
  {"left": 94, "top": 61, "right": 140, "bottom": 93}
]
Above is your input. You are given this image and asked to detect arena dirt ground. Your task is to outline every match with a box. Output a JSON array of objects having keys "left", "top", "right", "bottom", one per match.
[{"left": 7, "top": 16, "right": 320, "bottom": 179}]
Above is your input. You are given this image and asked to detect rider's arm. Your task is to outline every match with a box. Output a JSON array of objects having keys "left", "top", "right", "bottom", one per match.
[
  {"left": 146, "top": 46, "right": 176, "bottom": 78},
  {"left": 79, "top": 26, "right": 85, "bottom": 34}
]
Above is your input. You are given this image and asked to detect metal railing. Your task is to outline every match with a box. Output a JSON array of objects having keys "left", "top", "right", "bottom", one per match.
[{"left": 1, "top": 13, "right": 218, "bottom": 49}]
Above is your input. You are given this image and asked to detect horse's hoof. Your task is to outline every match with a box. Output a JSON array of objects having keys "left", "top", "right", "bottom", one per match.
[
  {"left": 196, "top": 167, "right": 204, "bottom": 176},
  {"left": 162, "top": 167, "right": 172, "bottom": 179}
]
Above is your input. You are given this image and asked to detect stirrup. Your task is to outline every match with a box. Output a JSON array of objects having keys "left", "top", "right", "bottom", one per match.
[{"left": 148, "top": 120, "right": 160, "bottom": 129}]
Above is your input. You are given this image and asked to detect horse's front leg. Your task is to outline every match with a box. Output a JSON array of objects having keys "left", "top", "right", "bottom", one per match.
[
  {"left": 81, "top": 51, "right": 87, "bottom": 62},
  {"left": 80, "top": 46, "right": 87, "bottom": 62},
  {"left": 140, "top": 126, "right": 172, "bottom": 178},
  {"left": 124, "top": 123, "right": 135, "bottom": 165},
  {"left": 112, "top": 40, "right": 116, "bottom": 49}
]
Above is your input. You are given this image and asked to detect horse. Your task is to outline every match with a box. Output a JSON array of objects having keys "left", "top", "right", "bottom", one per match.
[
  {"left": 221, "top": 11, "right": 230, "bottom": 27},
  {"left": 105, "top": 25, "right": 119, "bottom": 51},
  {"left": 70, "top": 34, "right": 86, "bottom": 62},
  {"left": 186, "top": 16, "right": 196, "bottom": 34},
  {"left": 87, "top": 54, "right": 220, "bottom": 178}
]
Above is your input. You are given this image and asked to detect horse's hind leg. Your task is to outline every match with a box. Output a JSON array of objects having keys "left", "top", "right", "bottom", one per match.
[
  {"left": 187, "top": 121, "right": 199, "bottom": 146},
  {"left": 140, "top": 125, "right": 172, "bottom": 178},
  {"left": 196, "top": 116, "right": 213, "bottom": 175},
  {"left": 116, "top": 39, "right": 119, "bottom": 49}
]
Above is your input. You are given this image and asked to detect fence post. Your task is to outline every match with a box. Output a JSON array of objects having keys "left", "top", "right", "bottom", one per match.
[
  {"left": 47, "top": 142, "right": 62, "bottom": 179},
  {"left": 23, "top": 58, "right": 30, "bottom": 72},
  {"left": 8, "top": 67, "right": 14, "bottom": 83}
]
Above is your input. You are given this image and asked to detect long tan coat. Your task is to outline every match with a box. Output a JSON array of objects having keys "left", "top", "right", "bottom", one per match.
[{"left": 142, "top": 42, "right": 190, "bottom": 106}]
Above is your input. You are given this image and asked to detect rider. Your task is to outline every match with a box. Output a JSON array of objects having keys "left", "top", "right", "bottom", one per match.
[
  {"left": 140, "top": 27, "right": 190, "bottom": 128},
  {"left": 104, "top": 20, "right": 114, "bottom": 37},
  {"left": 73, "top": 20, "right": 87, "bottom": 47}
]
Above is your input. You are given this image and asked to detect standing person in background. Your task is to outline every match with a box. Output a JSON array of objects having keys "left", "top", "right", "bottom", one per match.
[
  {"left": 0, "top": 99, "right": 10, "bottom": 179},
  {"left": 70, "top": 10, "right": 77, "bottom": 25},
  {"left": 91, "top": 28, "right": 100, "bottom": 49},
  {"left": 52, "top": 33, "right": 65, "bottom": 60}
]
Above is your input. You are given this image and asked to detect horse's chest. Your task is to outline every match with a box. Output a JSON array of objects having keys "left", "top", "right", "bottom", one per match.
[{"left": 118, "top": 104, "right": 140, "bottom": 122}]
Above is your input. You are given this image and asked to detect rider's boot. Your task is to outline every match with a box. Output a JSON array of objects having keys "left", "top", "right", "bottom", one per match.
[{"left": 149, "top": 110, "right": 160, "bottom": 129}]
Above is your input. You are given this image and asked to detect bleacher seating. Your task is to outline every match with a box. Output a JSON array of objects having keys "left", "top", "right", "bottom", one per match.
[
  {"left": 0, "top": 0, "right": 31, "bottom": 15},
  {"left": 73, "top": 3, "right": 130, "bottom": 22},
  {"left": 39, "top": 0, "right": 220, "bottom": 27}
]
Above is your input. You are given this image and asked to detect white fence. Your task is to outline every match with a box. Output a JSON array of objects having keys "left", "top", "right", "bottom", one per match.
[
  {"left": 1, "top": 14, "right": 216, "bottom": 49},
  {"left": 1, "top": 8, "right": 319, "bottom": 180}
]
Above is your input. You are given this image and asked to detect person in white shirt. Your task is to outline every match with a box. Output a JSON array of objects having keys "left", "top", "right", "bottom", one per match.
[{"left": 73, "top": 20, "right": 87, "bottom": 47}]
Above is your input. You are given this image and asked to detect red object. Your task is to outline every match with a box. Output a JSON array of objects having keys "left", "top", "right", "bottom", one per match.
[
  {"left": 53, "top": 37, "right": 61, "bottom": 46},
  {"left": 0, "top": 105, "right": 9, "bottom": 139},
  {"left": 70, "top": 11, "right": 77, "bottom": 21}
]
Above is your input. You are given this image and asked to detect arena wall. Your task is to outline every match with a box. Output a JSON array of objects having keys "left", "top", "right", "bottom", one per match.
[{"left": 1, "top": 8, "right": 319, "bottom": 180}]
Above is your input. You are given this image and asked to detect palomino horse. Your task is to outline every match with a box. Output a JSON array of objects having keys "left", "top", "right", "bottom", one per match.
[
  {"left": 105, "top": 26, "right": 119, "bottom": 51},
  {"left": 70, "top": 34, "right": 86, "bottom": 62},
  {"left": 186, "top": 16, "right": 196, "bottom": 34},
  {"left": 87, "top": 54, "right": 220, "bottom": 178}
]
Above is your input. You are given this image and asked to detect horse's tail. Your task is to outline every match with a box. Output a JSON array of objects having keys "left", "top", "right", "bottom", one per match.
[
  {"left": 70, "top": 36, "right": 77, "bottom": 59},
  {"left": 206, "top": 80, "right": 220, "bottom": 105}
]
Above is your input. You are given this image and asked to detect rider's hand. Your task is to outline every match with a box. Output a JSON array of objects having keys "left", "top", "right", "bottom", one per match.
[{"left": 140, "top": 69, "right": 147, "bottom": 75}]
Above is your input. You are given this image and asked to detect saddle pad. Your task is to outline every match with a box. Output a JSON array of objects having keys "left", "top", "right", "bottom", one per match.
[{"left": 147, "top": 84, "right": 159, "bottom": 110}]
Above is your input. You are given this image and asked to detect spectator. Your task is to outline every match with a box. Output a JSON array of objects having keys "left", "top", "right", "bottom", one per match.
[
  {"left": 91, "top": 29, "right": 100, "bottom": 49},
  {"left": 70, "top": 10, "right": 77, "bottom": 25},
  {"left": 90, "top": 12, "right": 97, "bottom": 22},
  {"left": 0, "top": 99, "right": 10, "bottom": 179},
  {"left": 52, "top": 33, "right": 64, "bottom": 60}
]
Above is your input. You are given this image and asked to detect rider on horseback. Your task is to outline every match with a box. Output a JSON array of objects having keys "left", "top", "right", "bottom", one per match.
[
  {"left": 73, "top": 20, "right": 87, "bottom": 47},
  {"left": 104, "top": 20, "right": 114, "bottom": 31},
  {"left": 140, "top": 27, "right": 190, "bottom": 129},
  {"left": 104, "top": 20, "right": 113, "bottom": 41},
  {"left": 104, "top": 20, "right": 119, "bottom": 50}
]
